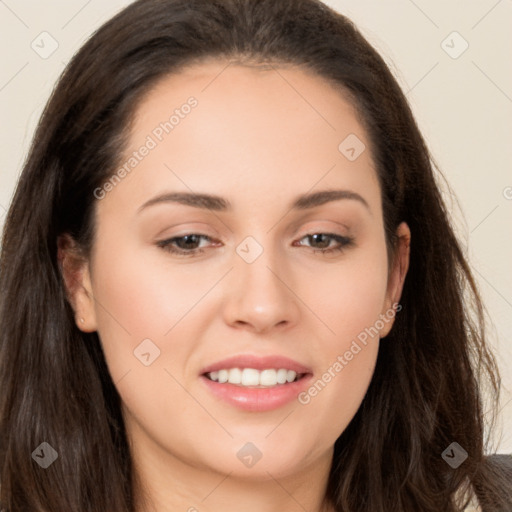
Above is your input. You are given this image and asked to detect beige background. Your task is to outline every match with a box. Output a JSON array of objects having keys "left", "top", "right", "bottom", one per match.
[{"left": 0, "top": 0, "right": 510, "bottom": 453}]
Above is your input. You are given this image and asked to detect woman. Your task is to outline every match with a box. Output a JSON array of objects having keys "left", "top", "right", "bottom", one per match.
[{"left": 0, "top": 0, "right": 510, "bottom": 510}]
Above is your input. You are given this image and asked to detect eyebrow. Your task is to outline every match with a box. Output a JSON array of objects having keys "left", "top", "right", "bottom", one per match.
[{"left": 137, "top": 189, "right": 370, "bottom": 213}]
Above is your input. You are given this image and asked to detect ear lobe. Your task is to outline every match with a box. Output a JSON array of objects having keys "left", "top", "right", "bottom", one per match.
[
  {"left": 380, "top": 222, "right": 411, "bottom": 338},
  {"left": 57, "top": 233, "right": 97, "bottom": 332}
]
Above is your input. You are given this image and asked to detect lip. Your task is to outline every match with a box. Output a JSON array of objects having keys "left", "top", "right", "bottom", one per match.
[
  {"left": 200, "top": 354, "right": 312, "bottom": 375},
  {"left": 200, "top": 374, "right": 313, "bottom": 412},
  {"left": 199, "top": 354, "right": 313, "bottom": 412}
]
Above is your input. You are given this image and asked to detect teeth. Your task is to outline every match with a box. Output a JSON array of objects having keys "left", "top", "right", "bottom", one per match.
[
  {"left": 227, "top": 367, "right": 242, "bottom": 384},
  {"left": 206, "top": 368, "right": 301, "bottom": 387},
  {"left": 242, "top": 368, "right": 260, "bottom": 386},
  {"left": 276, "top": 368, "right": 288, "bottom": 384}
]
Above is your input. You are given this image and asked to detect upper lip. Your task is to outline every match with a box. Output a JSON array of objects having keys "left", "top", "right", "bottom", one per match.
[{"left": 200, "top": 354, "right": 312, "bottom": 375}]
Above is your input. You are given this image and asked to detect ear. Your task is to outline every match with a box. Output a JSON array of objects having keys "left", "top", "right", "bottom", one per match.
[
  {"left": 379, "top": 222, "right": 410, "bottom": 338},
  {"left": 57, "top": 233, "right": 98, "bottom": 332}
]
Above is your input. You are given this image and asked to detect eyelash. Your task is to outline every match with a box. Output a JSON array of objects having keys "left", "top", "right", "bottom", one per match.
[{"left": 156, "top": 232, "right": 355, "bottom": 258}]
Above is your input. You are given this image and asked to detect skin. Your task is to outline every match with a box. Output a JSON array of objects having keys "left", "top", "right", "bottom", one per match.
[{"left": 61, "top": 59, "right": 410, "bottom": 512}]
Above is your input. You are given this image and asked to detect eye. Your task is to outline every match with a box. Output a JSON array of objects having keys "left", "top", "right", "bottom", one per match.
[
  {"left": 157, "top": 234, "right": 215, "bottom": 257},
  {"left": 293, "top": 233, "right": 354, "bottom": 255},
  {"left": 157, "top": 232, "right": 354, "bottom": 258}
]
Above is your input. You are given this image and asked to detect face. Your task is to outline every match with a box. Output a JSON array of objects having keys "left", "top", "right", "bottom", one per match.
[{"left": 65, "top": 60, "right": 410, "bottom": 485}]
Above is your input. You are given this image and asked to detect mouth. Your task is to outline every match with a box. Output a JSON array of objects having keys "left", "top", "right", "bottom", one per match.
[
  {"left": 199, "top": 358, "right": 313, "bottom": 413},
  {"left": 199, "top": 355, "right": 313, "bottom": 412}
]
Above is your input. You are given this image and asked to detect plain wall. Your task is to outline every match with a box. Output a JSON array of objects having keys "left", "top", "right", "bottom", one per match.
[{"left": 0, "top": 0, "right": 510, "bottom": 452}]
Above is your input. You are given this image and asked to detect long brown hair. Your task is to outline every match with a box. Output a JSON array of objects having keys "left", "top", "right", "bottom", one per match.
[{"left": 0, "top": 1, "right": 509, "bottom": 510}]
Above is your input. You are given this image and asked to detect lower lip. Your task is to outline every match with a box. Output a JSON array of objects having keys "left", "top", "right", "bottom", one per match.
[{"left": 200, "top": 374, "right": 313, "bottom": 412}]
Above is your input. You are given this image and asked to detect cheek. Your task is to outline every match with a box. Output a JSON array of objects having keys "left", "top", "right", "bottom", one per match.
[
  {"left": 294, "top": 239, "right": 389, "bottom": 435},
  {"left": 89, "top": 243, "right": 213, "bottom": 458},
  {"left": 88, "top": 233, "right": 219, "bottom": 383},
  {"left": 307, "top": 236, "right": 390, "bottom": 348}
]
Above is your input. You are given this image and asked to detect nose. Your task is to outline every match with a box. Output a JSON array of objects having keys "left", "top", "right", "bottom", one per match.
[{"left": 222, "top": 245, "right": 300, "bottom": 334}]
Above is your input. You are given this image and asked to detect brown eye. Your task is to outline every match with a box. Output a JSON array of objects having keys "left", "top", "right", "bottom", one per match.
[
  {"left": 294, "top": 233, "right": 354, "bottom": 254},
  {"left": 157, "top": 234, "right": 213, "bottom": 257}
]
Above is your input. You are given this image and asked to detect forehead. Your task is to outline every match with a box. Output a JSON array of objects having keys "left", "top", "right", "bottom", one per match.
[
  {"left": 102, "top": 59, "right": 380, "bottom": 216},
  {"left": 133, "top": 59, "right": 366, "bottom": 141}
]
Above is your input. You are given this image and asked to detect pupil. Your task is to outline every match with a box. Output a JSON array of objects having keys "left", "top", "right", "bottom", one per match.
[
  {"left": 311, "top": 234, "right": 329, "bottom": 249},
  {"left": 179, "top": 235, "right": 199, "bottom": 249}
]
